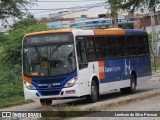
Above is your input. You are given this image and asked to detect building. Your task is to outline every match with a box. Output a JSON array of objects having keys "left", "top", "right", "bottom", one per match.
[
  {"left": 39, "top": 17, "right": 75, "bottom": 29},
  {"left": 70, "top": 17, "right": 135, "bottom": 29}
]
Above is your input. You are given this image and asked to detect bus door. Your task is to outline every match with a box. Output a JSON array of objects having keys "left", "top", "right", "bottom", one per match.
[{"left": 76, "top": 36, "right": 90, "bottom": 96}]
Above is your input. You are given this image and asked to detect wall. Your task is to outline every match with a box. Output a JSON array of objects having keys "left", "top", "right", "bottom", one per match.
[
  {"left": 134, "top": 16, "right": 151, "bottom": 29},
  {"left": 146, "top": 25, "right": 160, "bottom": 33}
]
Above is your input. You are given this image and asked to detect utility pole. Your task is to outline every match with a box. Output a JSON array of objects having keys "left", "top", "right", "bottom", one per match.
[
  {"left": 149, "top": 0, "right": 158, "bottom": 71},
  {"left": 151, "top": 7, "right": 157, "bottom": 57}
]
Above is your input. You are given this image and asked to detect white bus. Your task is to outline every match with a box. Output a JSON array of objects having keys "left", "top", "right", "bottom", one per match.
[{"left": 22, "top": 28, "right": 151, "bottom": 106}]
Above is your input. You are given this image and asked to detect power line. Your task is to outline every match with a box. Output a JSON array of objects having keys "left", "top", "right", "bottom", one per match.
[
  {"left": 23, "top": 1, "right": 110, "bottom": 18},
  {"left": 26, "top": 2, "right": 105, "bottom": 13},
  {"left": 31, "top": 0, "right": 104, "bottom": 2},
  {"left": 33, "top": 3, "right": 109, "bottom": 17}
]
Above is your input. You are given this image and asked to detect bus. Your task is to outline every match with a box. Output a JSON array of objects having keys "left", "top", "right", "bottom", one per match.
[
  {"left": 70, "top": 18, "right": 135, "bottom": 29},
  {"left": 22, "top": 28, "right": 152, "bottom": 106}
]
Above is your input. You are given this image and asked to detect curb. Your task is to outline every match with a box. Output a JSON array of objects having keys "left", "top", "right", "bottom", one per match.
[{"left": 80, "top": 89, "right": 160, "bottom": 111}]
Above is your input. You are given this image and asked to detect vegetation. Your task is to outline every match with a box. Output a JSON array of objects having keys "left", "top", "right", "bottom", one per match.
[
  {"left": 39, "top": 101, "right": 98, "bottom": 120},
  {"left": 0, "top": 32, "right": 9, "bottom": 42},
  {"left": 40, "top": 103, "right": 81, "bottom": 120},
  {"left": 0, "top": 0, "right": 34, "bottom": 23},
  {"left": 1, "top": 18, "right": 49, "bottom": 64},
  {"left": 120, "top": 0, "right": 160, "bottom": 11},
  {"left": 0, "top": 18, "right": 51, "bottom": 107},
  {"left": 108, "top": 0, "right": 121, "bottom": 28},
  {"left": 0, "top": 95, "right": 32, "bottom": 108},
  {"left": 108, "top": 0, "right": 160, "bottom": 27}
]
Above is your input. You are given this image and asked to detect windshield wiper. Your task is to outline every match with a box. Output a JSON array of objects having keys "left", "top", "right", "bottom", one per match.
[{"left": 50, "top": 44, "right": 62, "bottom": 56}]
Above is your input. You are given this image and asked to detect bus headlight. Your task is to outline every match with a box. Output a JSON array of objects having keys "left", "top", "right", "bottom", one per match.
[
  {"left": 64, "top": 77, "right": 77, "bottom": 88},
  {"left": 24, "top": 81, "right": 36, "bottom": 90}
]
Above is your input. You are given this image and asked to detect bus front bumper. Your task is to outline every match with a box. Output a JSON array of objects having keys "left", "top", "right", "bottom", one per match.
[{"left": 24, "top": 84, "right": 81, "bottom": 100}]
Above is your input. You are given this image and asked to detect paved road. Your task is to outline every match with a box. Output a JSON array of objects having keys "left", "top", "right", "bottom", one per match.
[
  {"left": 73, "top": 95, "right": 160, "bottom": 120},
  {"left": 0, "top": 72, "right": 160, "bottom": 112}
]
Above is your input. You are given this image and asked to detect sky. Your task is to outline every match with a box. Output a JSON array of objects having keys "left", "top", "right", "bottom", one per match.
[
  {"left": 27, "top": 0, "right": 107, "bottom": 18},
  {"left": 1, "top": 0, "right": 108, "bottom": 30}
]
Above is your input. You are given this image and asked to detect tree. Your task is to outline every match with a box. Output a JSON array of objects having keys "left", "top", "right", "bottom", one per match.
[
  {"left": 0, "top": 0, "right": 34, "bottom": 22},
  {"left": 10, "top": 18, "right": 38, "bottom": 31},
  {"left": 108, "top": 0, "right": 121, "bottom": 28},
  {"left": 0, "top": 18, "right": 52, "bottom": 99},
  {"left": 0, "top": 32, "right": 9, "bottom": 42},
  {"left": 120, "top": 0, "right": 160, "bottom": 11},
  {"left": 0, "top": 19, "right": 50, "bottom": 64}
]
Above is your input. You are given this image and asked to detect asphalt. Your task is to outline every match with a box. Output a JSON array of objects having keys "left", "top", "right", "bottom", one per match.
[
  {"left": 79, "top": 72, "right": 160, "bottom": 111},
  {"left": 1, "top": 72, "right": 160, "bottom": 120},
  {"left": 79, "top": 88, "right": 160, "bottom": 111}
]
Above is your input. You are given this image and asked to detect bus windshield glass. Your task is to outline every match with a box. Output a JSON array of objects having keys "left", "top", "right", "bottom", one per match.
[{"left": 23, "top": 33, "right": 76, "bottom": 77}]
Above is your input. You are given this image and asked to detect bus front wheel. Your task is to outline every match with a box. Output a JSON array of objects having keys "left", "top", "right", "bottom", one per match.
[
  {"left": 40, "top": 99, "right": 52, "bottom": 106},
  {"left": 86, "top": 80, "right": 98, "bottom": 103}
]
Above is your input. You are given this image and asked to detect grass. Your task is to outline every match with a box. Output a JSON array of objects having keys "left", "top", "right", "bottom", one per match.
[
  {"left": 38, "top": 99, "right": 101, "bottom": 120},
  {"left": 39, "top": 99, "right": 83, "bottom": 120},
  {"left": 0, "top": 95, "right": 33, "bottom": 108}
]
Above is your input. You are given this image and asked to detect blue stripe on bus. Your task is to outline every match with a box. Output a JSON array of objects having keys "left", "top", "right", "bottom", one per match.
[{"left": 100, "top": 56, "right": 151, "bottom": 83}]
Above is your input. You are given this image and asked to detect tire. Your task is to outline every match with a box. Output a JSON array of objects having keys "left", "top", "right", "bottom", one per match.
[
  {"left": 86, "top": 80, "right": 98, "bottom": 103},
  {"left": 128, "top": 74, "right": 136, "bottom": 93},
  {"left": 120, "top": 74, "right": 136, "bottom": 94},
  {"left": 40, "top": 99, "right": 52, "bottom": 106},
  {"left": 120, "top": 87, "right": 128, "bottom": 94}
]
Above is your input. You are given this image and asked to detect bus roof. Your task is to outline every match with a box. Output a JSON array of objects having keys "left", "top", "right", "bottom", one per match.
[
  {"left": 25, "top": 29, "right": 72, "bottom": 36},
  {"left": 93, "top": 29, "right": 147, "bottom": 36},
  {"left": 125, "top": 29, "right": 147, "bottom": 35},
  {"left": 25, "top": 28, "right": 147, "bottom": 37},
  {"left": 93, "top": 28, "right": 125, "bottom": 35}
]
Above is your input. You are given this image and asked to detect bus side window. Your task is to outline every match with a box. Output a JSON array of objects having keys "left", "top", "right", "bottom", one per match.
[
  {"left": 95, "top": 36, "right": 107, "bottom": 59},
  {"left": 135, "top": 36, "right": 145, "bottom": 55},
  {"left": 116, "top": 36, "right": 127, "bottom": 57},
  {"left": 126, "top": 36, "right": 136, "bottom": 56},
  {"left": 76, "top": 38, "right": 88, "bottom": 69},
  {"left": 107, "top": 36, "right": 118, "bottom": 58},
  {"left": 85, "top": 37, "right": 96, "bottom": 61}
]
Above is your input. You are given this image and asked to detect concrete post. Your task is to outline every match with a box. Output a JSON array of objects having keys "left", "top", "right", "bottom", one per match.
[
  {"left": 151, "top": 8, "right": 158, "bottom": 57},
  {"left": 150, "top": 6, "right": 159, "bottom": 72}
]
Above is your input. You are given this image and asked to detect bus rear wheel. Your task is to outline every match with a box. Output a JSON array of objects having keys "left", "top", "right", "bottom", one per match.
[
  {"left": 86, "top": 80, "right": 98, "bottom": 103},
  {"left": 40, "top": 99, "right": 52, "bottom": 106},
  {"left": 128, "top": 74, "right": 136, "bottom": 93},
  {"left": 120, "top": 74, "right": 136, "bottom": 94}
]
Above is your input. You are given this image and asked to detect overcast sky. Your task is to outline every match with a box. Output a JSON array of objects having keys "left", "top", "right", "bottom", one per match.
[
  {"left": 28, "top": 0, "right": 106, "bottom": 18},
  {"left": 1, "top": 0, "right": 107, "bottom": 29}
]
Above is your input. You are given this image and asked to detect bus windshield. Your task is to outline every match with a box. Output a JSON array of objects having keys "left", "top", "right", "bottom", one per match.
[{"left": 23, "top": 34, "right": 76, "bottom": 77}]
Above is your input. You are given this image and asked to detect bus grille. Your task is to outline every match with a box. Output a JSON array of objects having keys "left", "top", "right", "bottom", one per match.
[
  {"left": 39, "top": 90, "right": 60, "bottom": 96},
  {"left": 33, "top": 78, "right": 65, "bottom": 84}
]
